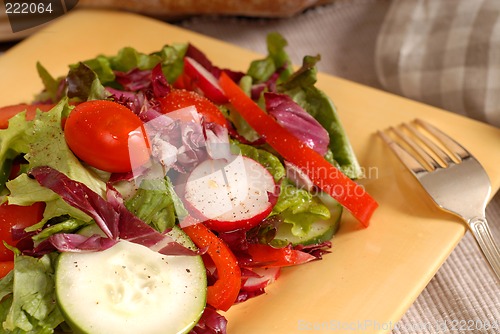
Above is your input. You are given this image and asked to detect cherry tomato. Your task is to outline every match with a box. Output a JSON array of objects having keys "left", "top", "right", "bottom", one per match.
[
  {"left": 64, "top": 100, "right": 150, "bottom": 173},
  {"left": 0, "top": 104, "right": 54, "bottom": 129},
  {"left": 0, "top": 202, "right": 45, "bottom": 261},
  {"left": 0, "top": 261, "right": 14, "bottom": 278},
  {"left": 158, "top": 89, "right": 228, "bottom": 127}
]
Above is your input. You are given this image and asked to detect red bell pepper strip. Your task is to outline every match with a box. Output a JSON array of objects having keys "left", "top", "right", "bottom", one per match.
[
  {"left": 246, "top": 244, "right": 316, "bottom": 267},
  {"left": 219, "top": 73, "right": 378, "bottom": 227},
  {"left": 182, "top": 219, "right": 241, "bottom": 311}
]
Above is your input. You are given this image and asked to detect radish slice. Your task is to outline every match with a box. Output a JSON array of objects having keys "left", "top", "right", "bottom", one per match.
[
  {"left": 184, "top": 155, "right": 276, "bottom": 232},
  {"left": 183, "top": 57, "right": 228, "bottom": 104}
]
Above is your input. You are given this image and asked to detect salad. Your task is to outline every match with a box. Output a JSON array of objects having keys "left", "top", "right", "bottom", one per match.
[{"left": 0, "top": 33, "right": 378, "bottom": 333}]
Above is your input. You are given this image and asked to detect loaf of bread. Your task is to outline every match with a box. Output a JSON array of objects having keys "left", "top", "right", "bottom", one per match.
[{"left": 78, "top": 0, "right": 335, "bottom": 18}]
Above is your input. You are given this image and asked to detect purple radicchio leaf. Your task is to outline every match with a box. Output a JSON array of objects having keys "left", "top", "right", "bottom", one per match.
[
  {"left": 137, "top": 95, "right": 164, "bottom": 122},
  {"left": 203, "top": 122, "right": 232, "bottom": 161},
  {"left": 189, "top": 306, "right": 228, "bottom": 334},
  {"left": 105, "top": 184, "right": 199, "bottom": 256},
  {"left": 30, "top": 166, "right": 198, "bottom": 256},
  {"left": 250, "top": 71, "right": 280, "bottom": 101},
  {"left": 145, "top": 108, "right": 209, "bottom": 174},
  {"left": 49, "top": 233, "right": 117, "bottom": 252},
  {"left": 107, "top": 170, "right": 136, "bottom": 183},
  {"left": 217, "top": 229, "right": 250, "bottom": 254},
  {"left": 105, "top": 185, "right": 163, "bottom": 247},
  {"left": 108, "top": 88, "right": 164, "bottom": 123},
  {"left": 107, "top": 65, "right": 169, "bottom": 123},
  {"left": 186, "top": 43, "right": 244, "bottom": 83},
  {"left": 294, "top": 240, "right": 332, "bottom": 259},
  {"left": 22, "top": 232, "right": 116, "bottom": 256},
  {"left": 11, "top": 226, "right": 37, "bottom": 242},
  {"left": 284, "top": 161, "right": 315, "bottom": 193},
  {"left": 265, "top": 92, "right": 330, "bottom": 156},
  {"left": 30, "top": 166, "right": 119, "bottom": 240},
  {"left": 175, "top": 121, "right": 207, "bottom": 170},
  {"left": 235, "top": 289, "right": 266, "bottom": 304},
  {"left": 114, "top": 68, "right": 152, "bottom": 91},
  {"left": 24, "top": 238, "right": 57, "bottom": 257},
  {"left": 108, "top": 183, "right": 200, "bottom": 255},
  {"left": 12, "top": 232, "right": 37, "bottom": 256},
  {"left": 151, "top": 63, "right": 170, "bottom": 98},
  {"left": 106, "top": 87, "right": 138, "bottom": 104},
  {"left": 237, "top": 266, "right": 281, "bottom": 303},
  {"left": 114, "top": 63, "right": 170, "bottom": 98}
]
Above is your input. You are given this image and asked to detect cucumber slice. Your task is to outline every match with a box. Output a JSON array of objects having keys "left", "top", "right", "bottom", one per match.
[
  {"left": 272, "top": 193, "right": 343, "bottom": 246},
  {"left": 77, "top": 223, "right": 106, "bottom": 237},
  {"left": 56, "top": 227, "right": 206, "bottom": 334}
]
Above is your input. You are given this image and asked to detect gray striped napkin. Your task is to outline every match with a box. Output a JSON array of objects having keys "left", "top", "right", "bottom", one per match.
[{"left": 376, "top": 0, "right": 500, "bottom": 127}]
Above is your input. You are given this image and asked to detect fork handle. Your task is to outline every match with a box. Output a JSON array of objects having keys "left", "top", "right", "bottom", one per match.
[{"left": 468, "top": 217, "right": 500, "bottom": 281}]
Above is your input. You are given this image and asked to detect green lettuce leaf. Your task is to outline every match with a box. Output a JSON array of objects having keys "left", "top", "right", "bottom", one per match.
[
  {"left": 152, "top": 43, "right": 188, "bottom": 84},
  {"left": 230, "top": 140, "right": 285, "bottom": 182},
  {"left": 35, "top": 43, "right": 188, "bottom": 104},
  {"left": 21, "top": 99, "right": 105, "bottom": 193},
  {"left": 31, "top": 217, "right": 90, "bottom": 243},
  {"left": 66, "top": 63, "right": 110, "bottom": 101},
  {"left": 125, "top": 178, "right": 177, "bottom": 233},
  {"left": 110, "top": 46, "right": 162, "bottom": 72},
  {"left": 35, "top": 62, "right": 61, "bottom": 103},
  {"left": 247, "top": 32, "right": 293, "bottom": 84},
  {"left": 272, "top": 178, "right": 331, "bottom": 237},
  {"left": 0, "top": 111, "right": 32, "bottom": 193},
  {"left": 278, "top": 55, "right": 362, "bottom": 179},
  {"left": 0, "top": 271, "right": 13, "bottom": 300},
  {"left": 0, "top": 254, "right": 64, "bottom": 334},
  {"left": 81, "top": 43, "right": 188, "bottom": 85},
  {"left": 81, "top": 55, "right": 115, "bottom": 84}
]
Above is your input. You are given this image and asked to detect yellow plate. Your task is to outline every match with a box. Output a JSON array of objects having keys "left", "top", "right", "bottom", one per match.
[{"left": 1, "top": 9, "right": 500, "bottom": 334}]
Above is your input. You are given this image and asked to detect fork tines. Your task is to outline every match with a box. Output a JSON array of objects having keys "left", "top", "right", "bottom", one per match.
[
  {"left": 377, "top": 119, "right": 471, "bottom": 174},
  {"left": 379, "top": 119, "right": 500, "bottom": 281}
]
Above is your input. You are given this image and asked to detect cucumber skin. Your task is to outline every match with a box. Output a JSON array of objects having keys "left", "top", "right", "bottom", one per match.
[
  {"left": 272, "top": 215, "right": 340, "bottom": 247},
  {"left": 55, "top": 227, "right": 207, "bottom": 334},
  {"left": 272, "top": 198, "right": 343, "bottom": 246}
]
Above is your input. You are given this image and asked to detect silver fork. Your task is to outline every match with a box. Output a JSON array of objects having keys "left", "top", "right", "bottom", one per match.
[{"left": 378, "top": 119, "right": 500, "bottom": 281}]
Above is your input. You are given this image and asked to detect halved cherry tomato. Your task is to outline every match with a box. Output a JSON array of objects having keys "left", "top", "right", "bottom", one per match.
[
  {"left": 0, "top": 104, "right": 54, "bottom": 129},
  {"left": 182, "top": 220, "right": 241, "bottom": 311},
  {"left": 64, "top": 100, "right": 150, "bottom": 173},
  {"left": 219, "top": 73, "right": 378, "bottom": 227},
  {"left": 0, "top": 202, "right": 45, "bottom": 261},
  {"left": 246, "top": 244, "right": 316, "bottom": 267},
  {"left": 0, "top": 261, "right": 14, "bottom": 278},
  {"left": 158, "top": 89, "right": 228, "bottom": 127}
]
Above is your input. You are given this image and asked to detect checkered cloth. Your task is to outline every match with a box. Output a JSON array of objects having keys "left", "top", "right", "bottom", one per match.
[{"left": 376, "top": 0, "right": 500, "bottom": 127}]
